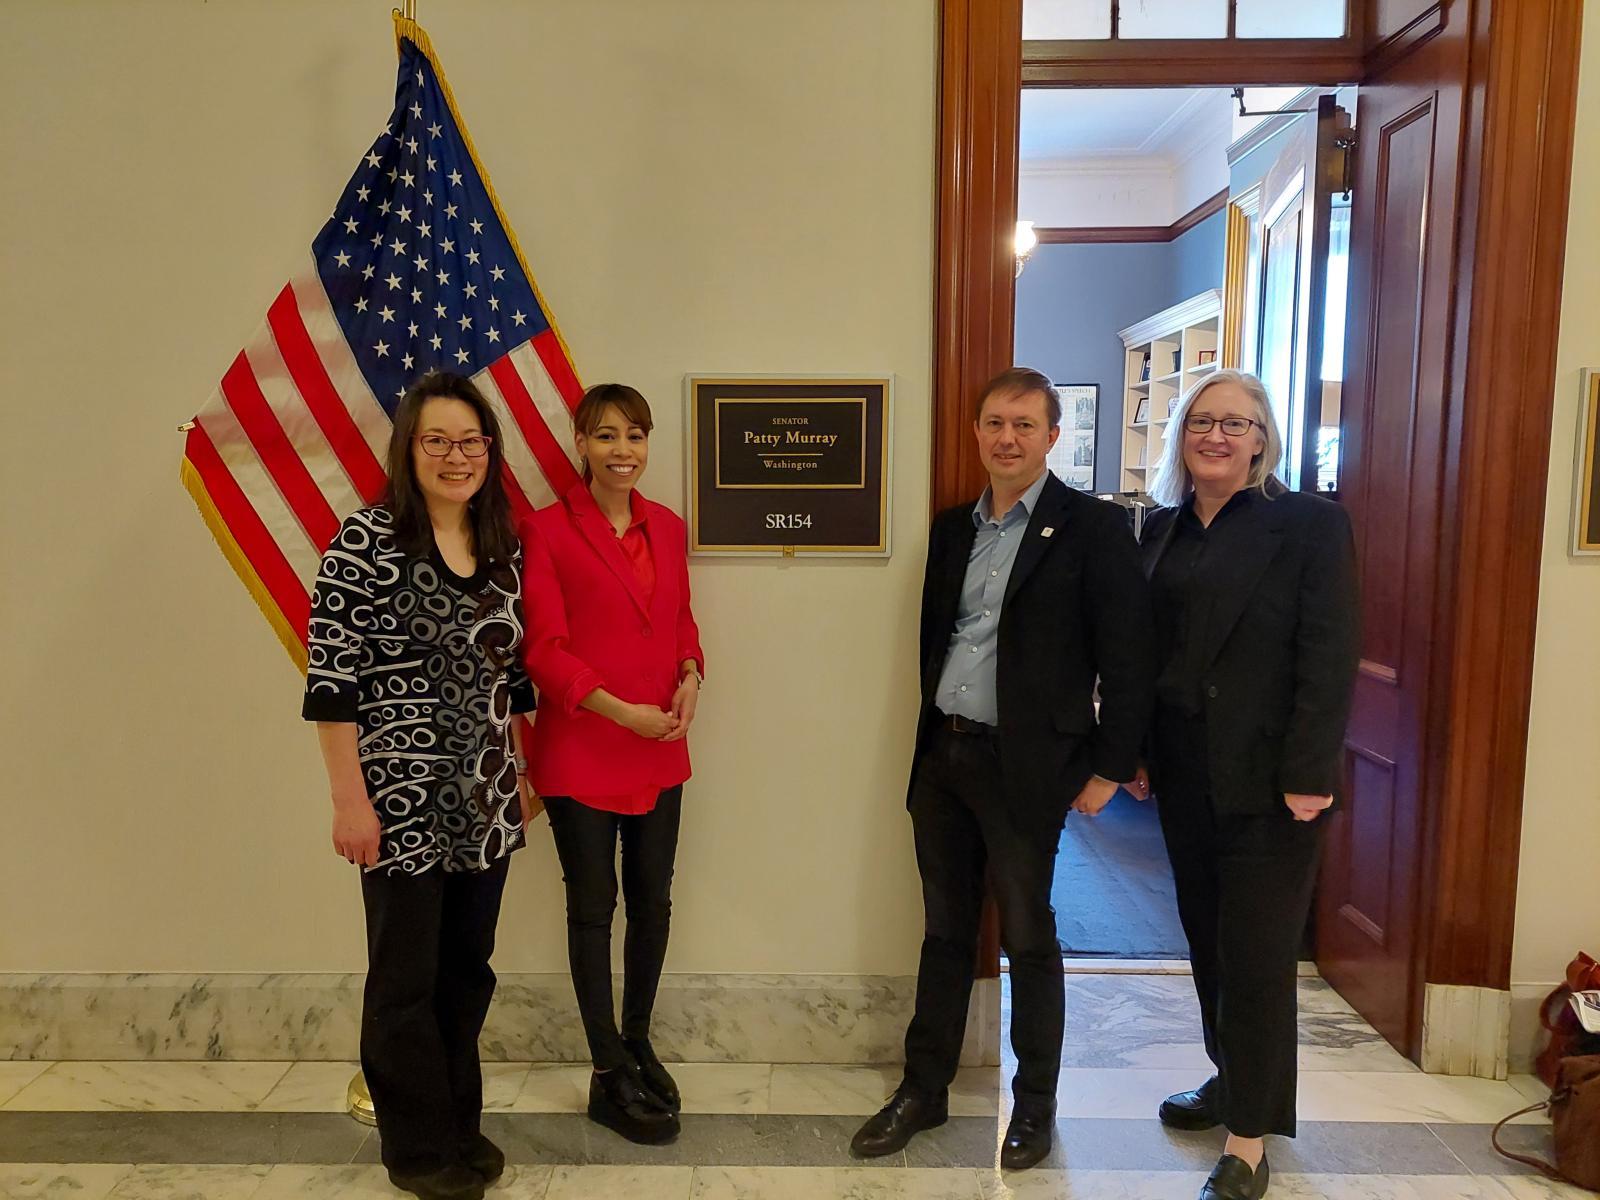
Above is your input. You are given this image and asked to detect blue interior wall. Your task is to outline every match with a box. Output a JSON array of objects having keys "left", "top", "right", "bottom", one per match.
[
  {"left": 1013, "top": 242, "right": 1173, "bottom": 493},
  {"left": 1014, "top": 208, "right": 1226, "bottom": 493},
  {"left": 1171, "top": 210, "right": 1227, "bottom": 307}
]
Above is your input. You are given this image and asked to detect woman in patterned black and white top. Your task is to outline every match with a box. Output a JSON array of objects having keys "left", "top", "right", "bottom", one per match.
[{"left": 303, "top": 371, "right": 534, "bottom": 1200}]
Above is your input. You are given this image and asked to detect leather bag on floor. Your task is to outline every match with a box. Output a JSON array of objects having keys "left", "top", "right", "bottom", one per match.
[
  {"left": 1537, "top": 951, "right": 1600, "bottom": 1089},
  {"left": 1491, "top": 1053, "right": 1600, "bottom": 1192}
]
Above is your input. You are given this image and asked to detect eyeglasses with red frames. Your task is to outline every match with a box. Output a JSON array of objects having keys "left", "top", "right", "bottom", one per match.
[{"left": 415, "top": 434, "right": 492, "bottom": 458}]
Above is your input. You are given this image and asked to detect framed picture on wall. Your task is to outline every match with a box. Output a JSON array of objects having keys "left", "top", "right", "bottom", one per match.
[
  {"left": 1571, "top": 369, "right": 1600, "bottom": 555},
  {"left": 1050, "top": 383, "right": 1097, "bottom": 491}
]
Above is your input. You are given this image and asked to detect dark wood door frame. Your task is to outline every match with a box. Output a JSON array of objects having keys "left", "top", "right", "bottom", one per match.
[
  {"left": 933, "top": 0, "right": 1584, "bottom": 1047},
  {"left": 933, "top": 0, "right": 1022, "bottom": 979},
  {"left": 1421, "top": 0, "right": 1582, "bottom": 1006}
]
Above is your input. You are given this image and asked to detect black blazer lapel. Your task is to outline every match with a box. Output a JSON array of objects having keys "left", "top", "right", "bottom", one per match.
[
  {"left": 1199, "top": 499, "right": 1287, "bottom": 670},
  {"left": 934, "top": 509, "right": 978, "bottom": 629},
  {"left": 1004, "top": 474, "right": 1072, "bottom": 606},
  {"left": 1140, "top": 508, "right": 1180, "bottom": 580},
  {"left": 922, "top": 505, "right": 977, "bottom": 694}
]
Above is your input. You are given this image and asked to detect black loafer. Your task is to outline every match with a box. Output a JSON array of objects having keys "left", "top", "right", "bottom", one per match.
[
  {"left": 1000, "top": 1103, "right": 1055, "bottom": 1171},
  {"left": 387, "top": 1163, "right": 486, "bottom": 1200},
  {"left": 849, "top": 1086, "right": 949, "bottom": 1157},
  {"left": 623, "top": 1036, "right": 681, "bottom": 1112},
  {"left": 588, "top": 1065, "right": 681, "bottom": 1144},
  {"left": 1198, "top": 1152, "right": 1270, "bottom": 1200},
  {"left": 461, "top": 1133, "right": 504, "bottom": 1184},
  {"left": 1159, "top": 1075, "right": 1222, "bottom": 1131}
]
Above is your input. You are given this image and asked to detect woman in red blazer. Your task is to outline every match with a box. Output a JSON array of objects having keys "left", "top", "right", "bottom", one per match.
[{"left": 520, "top": 383, "right": 704, "bottom": 1146}]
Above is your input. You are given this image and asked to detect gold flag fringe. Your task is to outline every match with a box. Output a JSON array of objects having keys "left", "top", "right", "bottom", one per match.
[{"left": 179, "top": 457, "right": 310, "bottom": 675}]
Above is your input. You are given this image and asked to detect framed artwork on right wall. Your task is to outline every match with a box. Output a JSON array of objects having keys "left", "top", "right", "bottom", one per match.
[{"left": 1571, "top": 369, "right": 1600, "bottom": 555}]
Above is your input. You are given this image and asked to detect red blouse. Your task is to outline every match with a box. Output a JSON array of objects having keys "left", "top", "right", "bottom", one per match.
[
  {"left": 520, "top": 484, "right": 704, "bottom": 816},
  {"left": 587, "top": 502, "right": 657, "bottom": 814},
  {"left": 617, "top": 508, "right": 656, "bottom": 607}
]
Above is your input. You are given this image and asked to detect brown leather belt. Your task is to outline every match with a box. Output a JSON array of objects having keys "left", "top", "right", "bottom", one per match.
[{"left": 940, "top": 712, "right": 995, "bottom": 737}]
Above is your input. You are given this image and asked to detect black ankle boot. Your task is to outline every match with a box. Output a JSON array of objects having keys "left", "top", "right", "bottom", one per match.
[
  {"left": 587, "top": 1065, "right": 681, "bottom": 1145},
  {"left": 623, "top": 1036, "right": 681, "bottom": 1112}
]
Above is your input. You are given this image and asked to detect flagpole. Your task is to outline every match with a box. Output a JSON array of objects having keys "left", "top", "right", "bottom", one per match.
[
  {"left": 346, "top": 0, "right": 412, "bottom": 1121},
  {"left": 347, "top": 2, "right": 414, "bottom": 1124}
]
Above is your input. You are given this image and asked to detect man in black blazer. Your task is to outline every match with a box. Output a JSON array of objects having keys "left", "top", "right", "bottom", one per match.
[{"left": 850, "top": 367, "right": 1155, "bottom": 1170}]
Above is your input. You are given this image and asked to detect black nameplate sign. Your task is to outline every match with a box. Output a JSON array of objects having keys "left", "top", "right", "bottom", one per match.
[{"left": 688, "top": 376, "right": 891, "bottom": 555}]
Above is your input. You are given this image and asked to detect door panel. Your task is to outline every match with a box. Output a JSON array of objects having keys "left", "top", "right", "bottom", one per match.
[{"left": 1315, "top": 33, "right": 1457, "bottom": 1057}]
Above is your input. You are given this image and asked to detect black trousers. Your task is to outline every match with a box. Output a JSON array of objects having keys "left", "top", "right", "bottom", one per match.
[
  {"left": 359, "top": 855, "right": 509, "bottom": 1174},
  {"left": 1153, "top": 710, "right": 1324, "bottom": 1139},
  {"left": 544, "top": 786, "right": 683, "bottom": 1071},
  {"left": 902, "top": 726, "right": 1064, "bottom": 1110}
]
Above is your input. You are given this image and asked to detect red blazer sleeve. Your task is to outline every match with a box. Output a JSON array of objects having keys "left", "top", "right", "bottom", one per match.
[
  {"left": 520, "top": 519, "right": 605, "bottom": 716},
  {"left": 673, "top": 517, "right": 705, "bottom": 676}
]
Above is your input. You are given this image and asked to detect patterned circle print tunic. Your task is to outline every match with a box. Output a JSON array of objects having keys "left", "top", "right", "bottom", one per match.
[{"left": 302, "top": 506, "right": 536, "bottom": 876}]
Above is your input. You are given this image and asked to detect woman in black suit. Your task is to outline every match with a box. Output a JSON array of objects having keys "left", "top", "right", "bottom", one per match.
[{"left": 1130, "top": 369, "right": 1359, "bottom": 1200}]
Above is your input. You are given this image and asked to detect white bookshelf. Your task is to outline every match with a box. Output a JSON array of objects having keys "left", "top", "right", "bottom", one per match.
[{"left": 1116, "top": 289, "right": 1223, "bottom": 493}]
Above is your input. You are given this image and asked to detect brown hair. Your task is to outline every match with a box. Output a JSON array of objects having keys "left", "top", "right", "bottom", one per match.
[
  {"left": 573, "top": 383, "right": 654, "bottom": 478},
  {"left": 975, "top": 367, "right": 1061, "bottom": 428},
  {"left": 382, "top": 371, "right": 518, "bottom": 564}
]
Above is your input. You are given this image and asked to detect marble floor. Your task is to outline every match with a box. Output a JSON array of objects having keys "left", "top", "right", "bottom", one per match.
[{"left": 0, "top": 975, "right": 1580, "bottom": 1199}]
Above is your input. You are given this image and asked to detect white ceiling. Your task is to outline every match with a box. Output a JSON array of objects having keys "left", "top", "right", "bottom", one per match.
[{"left": 1019, "top": 87, "right": 1232, "bottom": 163}]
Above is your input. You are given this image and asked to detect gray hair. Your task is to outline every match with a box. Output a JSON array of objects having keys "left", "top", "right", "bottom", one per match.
[{"left": 1148, "top": 368, "right": 1284, "bottom": 507}]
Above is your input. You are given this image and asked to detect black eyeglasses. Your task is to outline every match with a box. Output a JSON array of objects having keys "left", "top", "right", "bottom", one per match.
[
  {"left": 1184, "top": 415, "right": 1260, "bottom": 437},
  {"left": 415, "top": 434, "right": 492, "bottom": 458}
]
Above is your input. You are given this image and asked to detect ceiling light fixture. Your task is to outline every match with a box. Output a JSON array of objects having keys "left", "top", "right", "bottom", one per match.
[{"left": 1014, "top": 220, "right": 1038, "bottom": 278}]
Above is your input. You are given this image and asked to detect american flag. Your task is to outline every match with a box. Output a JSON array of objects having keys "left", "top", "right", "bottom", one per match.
[{"left": 180, "top": 16, "right": 583, "bottom": 669}]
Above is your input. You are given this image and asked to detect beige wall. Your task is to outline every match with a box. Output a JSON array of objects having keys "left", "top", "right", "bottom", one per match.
[
  {"left": 0, "top": 1, "right": 937, "bottom": 974},
  {"left": 1512, "top": 0, "right": 1600, "bottom": 987}
]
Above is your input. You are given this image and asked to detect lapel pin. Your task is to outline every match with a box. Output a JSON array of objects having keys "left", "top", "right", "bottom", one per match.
[{"left": 1041, "top": 527, "right": 1055, "bottom": 538}]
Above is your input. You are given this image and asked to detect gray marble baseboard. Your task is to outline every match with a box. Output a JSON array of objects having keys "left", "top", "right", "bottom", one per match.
[{"left": 1, "top": 974, "right": 999, "bottom": 1067}]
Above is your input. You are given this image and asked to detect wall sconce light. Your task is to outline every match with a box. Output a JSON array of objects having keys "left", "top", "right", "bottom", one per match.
[{"left": 1014, "top": 220, "right": 1038, "bottom": 278}]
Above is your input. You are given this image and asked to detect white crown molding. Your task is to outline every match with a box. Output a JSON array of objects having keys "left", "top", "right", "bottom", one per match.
[
  {"left": 1020, "top": 154, "right": 1176, "bottom": 179},
  {"left": 1168, "top": 106, "right": 1236, "bottom": 172},
  {"left": 1139, "top": 91, "right": 1223, "bottom": 159},
  {"left": 1118, "top": 289, "right": 1224, "bottom": 349}
]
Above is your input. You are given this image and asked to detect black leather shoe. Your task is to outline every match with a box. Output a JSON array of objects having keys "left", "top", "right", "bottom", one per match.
[
  {"left": 1000, "top": 1103, "right": 1055, "bottom": 1171},
  {"left": 387, "top": 1164, "right": 486, "bottom": 1200},
  {"left": 461, "top": 1133, "right": 504, "bottom": 1184},
  {"left": 587, "top": 1066, "right": 681, "bottom": 1144},
  {"left": 1159, "top": 1075, "right": 1222, "bottom": 1131},
  {"left": 624, "top": 1036, "right": 681, "bottom": 1112},
  {"left": 849, "top": 1086, "right": 949, "bottom": 1157},
  {"left": 1198, "top": 1152, "right": 1270, "bottom": 1200}
]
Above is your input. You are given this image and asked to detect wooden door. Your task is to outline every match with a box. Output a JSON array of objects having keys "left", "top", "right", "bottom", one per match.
[{"left": 1314, "top": 29, "right": 1461, "bottom": 1056}]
